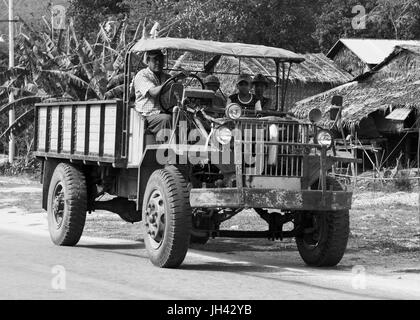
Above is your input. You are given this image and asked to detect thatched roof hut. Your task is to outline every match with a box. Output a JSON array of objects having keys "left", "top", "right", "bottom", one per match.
[
  {"left": 292, "top": 45, "right": 420, "bottom": 130},
  {"left": 327, "top": 38, "right": 420, "bottom": 77}
]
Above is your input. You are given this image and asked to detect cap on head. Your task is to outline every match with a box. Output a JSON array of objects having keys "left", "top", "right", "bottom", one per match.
[
  {"left": 237, "top": 74, "right": 252, "bottom": 85},
  {"left": 204, "top": 75, "right": 221, "bottom": 86},
  {"left": 145, "top": 50, "right": 164, "bottom": 60},
  {"left": 253, "top": 73, "right": 269, "bottom": 85}
]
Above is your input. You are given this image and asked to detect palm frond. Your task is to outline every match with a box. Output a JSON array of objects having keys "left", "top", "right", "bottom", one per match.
[
  {"left": 104, "top": 84, "right": 124, "bottom": 99},
  {"left": 0, "top": 108, "right": 35, "bottom": 142},
  {"left": 40, "top": 70, "right": 89, "bottom": 89},
  {"left": 107, "top": 73, "right": 125, "bottom": 90},
  {"left": 0, "top": 96, "right": 43, "bottom": 117}
]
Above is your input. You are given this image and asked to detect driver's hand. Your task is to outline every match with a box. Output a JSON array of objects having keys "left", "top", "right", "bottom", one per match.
[{"left": 175, "top": 70, "right": 190, "bottom": 81}]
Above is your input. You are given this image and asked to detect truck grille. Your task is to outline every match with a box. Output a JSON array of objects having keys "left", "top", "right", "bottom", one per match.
[{"left": 238, "top": 120, "right": 310, "bottom": 177}]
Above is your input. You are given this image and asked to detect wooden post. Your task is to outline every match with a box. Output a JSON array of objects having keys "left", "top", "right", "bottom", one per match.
[
  {"left": 417, "top": 125, "right": 420, "bottom": 223},
  {"left": 8, "top": 0, "right": 15, "bottom": 164},
  {"left": 352, "top": 132, "right": 358, "bottom": 187}
]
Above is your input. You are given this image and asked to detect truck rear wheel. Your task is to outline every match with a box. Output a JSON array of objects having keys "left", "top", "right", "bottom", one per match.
[
  {"left": 47, "top": 163, "right": 87, "bottom": 246},
  {"left": 142, "top": 166, "right": 192, "bottom": 268},
  {"left": 295, "top": 178, "right": 349, "bottom": 267}
]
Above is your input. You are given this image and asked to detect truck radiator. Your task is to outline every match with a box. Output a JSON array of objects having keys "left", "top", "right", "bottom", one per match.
[{"left": 238, "top": 120, "right": 310, "bottom": 177}]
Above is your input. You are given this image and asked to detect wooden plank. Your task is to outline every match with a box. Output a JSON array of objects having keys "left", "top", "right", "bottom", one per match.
[
  {"left": 50, "top": 107, "right": 59, "bottom": 153},
  {"left": 33, "top": 151, "right": 125, "bottom": 165},
  {"left": 62, "top": 107, "right": 72, "bottom": 153},
  {"left": 35, "top": 100, "right": 121, "bottom": 107},
  {"left": 58, "top": 106, "right": 63, "bottom": 153},
  {"left": 103, "top": 103, "right": 117, "bottom": 157},
  {"left": 37, "top": 108, "right": 47, "bottom": 152},
  {"left": 88, "top": 105, "right": 100, "bottom": 155},
  {"left": 34, "top": 106, "right": 39, "bottom": 152},
  {"left": 76, "top": 106, "right": 86, "bottom": 154}
]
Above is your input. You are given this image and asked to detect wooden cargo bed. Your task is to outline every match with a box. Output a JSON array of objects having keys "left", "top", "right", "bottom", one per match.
[{"left": 33, "top": 100, "right": 127, "bottom": 167}]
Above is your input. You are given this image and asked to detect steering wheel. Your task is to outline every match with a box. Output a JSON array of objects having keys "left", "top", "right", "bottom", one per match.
[{"left": 159, "top": 73, "right": 205, "bottom": 113}]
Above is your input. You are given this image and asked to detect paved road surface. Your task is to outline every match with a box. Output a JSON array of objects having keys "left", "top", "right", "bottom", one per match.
[{"left": 0, "top": 211, "right": 419, "bottom": 300}]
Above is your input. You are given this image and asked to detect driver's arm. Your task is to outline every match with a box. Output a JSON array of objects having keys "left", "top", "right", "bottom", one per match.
[
  {"left": 148, "top": 84, "right": 166, "bottom": 98},
  {"left": 147, "top": 72, "right": 187, "bottom": 98}
]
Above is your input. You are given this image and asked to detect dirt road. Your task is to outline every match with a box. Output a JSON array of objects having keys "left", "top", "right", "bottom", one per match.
[{"left": 0, "top": 176, "right": 419, "bottom": 300}]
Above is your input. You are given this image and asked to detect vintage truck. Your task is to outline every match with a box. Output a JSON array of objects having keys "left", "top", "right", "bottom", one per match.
[{"left": 33, "top": 37, "right": 354, "bottom": 268}]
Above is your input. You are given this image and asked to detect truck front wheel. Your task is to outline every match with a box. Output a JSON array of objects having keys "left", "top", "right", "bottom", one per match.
[
  {"left": 47, "top": 163, "right": 87, "bottom": 246},
  {"left": 142, "top": 166, "right": 192, "bottom": 268},
  {"left": 295, "top": 177, "right": 349, "bottom": 267},
  {"left": 295, "top": 210, "right": 349, "bottom": 267}
]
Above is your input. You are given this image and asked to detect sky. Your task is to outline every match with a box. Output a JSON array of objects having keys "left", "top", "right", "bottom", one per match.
[{"left": 0, "top": 0, "right": 69, "bottom": 37}]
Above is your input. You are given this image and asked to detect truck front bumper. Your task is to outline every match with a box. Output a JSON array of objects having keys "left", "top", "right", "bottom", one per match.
[{"left": 190, "top": 188, "right": 353, "bottom": 211}]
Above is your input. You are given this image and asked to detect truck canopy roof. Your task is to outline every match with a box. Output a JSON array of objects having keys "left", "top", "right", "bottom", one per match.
[{"left": 131, "top": 37, "right": 305, "bottom": 63}]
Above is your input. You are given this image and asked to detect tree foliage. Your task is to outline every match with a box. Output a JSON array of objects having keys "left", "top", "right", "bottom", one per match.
[{"left": 67, "top": 0, "right": 129, "bottom": 41}]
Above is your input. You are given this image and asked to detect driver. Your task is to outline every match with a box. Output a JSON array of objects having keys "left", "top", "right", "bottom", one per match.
[{"left": 133, "top": 49, "right": 173, "bottom": 141}]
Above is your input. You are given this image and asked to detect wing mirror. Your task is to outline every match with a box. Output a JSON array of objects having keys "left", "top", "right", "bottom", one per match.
[{"left": 309, "top": 108, "right": 322, "bottom": 124}]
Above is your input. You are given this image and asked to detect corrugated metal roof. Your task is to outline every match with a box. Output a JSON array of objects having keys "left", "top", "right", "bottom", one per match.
[
  {"left": 386, "top": 108, "right": 412, "bottom": 121},
  {"left": 327, "top": 39, "right": 420, "bottom": 65}
]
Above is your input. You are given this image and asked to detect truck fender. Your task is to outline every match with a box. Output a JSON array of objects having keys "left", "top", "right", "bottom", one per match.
[
  {"left": 41, "top": 159, "right": 61, "bottom": 211},
  {"left": 137, "top": 149, "right": 164, "bottom": 211}
]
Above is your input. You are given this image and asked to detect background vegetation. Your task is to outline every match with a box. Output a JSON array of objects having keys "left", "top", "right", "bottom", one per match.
[{"left": 0, "top": 0, "right": 420, "bottom": 175}]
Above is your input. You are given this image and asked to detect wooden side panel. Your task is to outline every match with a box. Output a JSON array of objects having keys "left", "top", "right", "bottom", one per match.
[
  {"left": 62, "top": 106, "right": 72, "bottom": 153},
  {"left": 128, "top": 108, "right": 143, "bottom": 166},
  {"left": 89, "top": 105, "right": 101, "bottom": 155},
  {"left": 76, "top": 106, "right": 86, "bottom": 154},
  {"left": 104, "top": 105, "right": 117, "bottom": 157},
  {"left": 37, "top": 107, "right": 47, "bottom": 152},
  {"left": 50, "top": 107, "right": 60, "bottom": 153}
]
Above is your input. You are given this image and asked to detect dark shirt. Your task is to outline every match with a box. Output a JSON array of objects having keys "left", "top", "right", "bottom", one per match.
[
  {"left": 229, "top": 93, "right": 258, "bottom": 111},
  {"left": 257, "top": 97, "right": 273, "bottom": 111}
]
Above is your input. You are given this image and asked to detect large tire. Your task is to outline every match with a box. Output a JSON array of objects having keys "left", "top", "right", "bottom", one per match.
[
  {"left": 47, "top": 163, "right": 87, "bottom": 246},
  {"left": 295, "top": 178, "right": 349, "bottom": 267},
  {"left": 142, "top": 166, "right": 192, "bottom": 268}
]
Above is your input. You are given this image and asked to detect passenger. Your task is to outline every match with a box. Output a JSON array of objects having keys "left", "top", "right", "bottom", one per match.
[
  {"left": 227, "top": 74, "right": 258, "bottom": 111},
  {"left": 252, "top": 74, "right": 273, "bottom": 111},
  {"left": 133, "top": 49, "right": 185, "bottom": 141},
  {"left": 204, "top": 75, "right": 227, "bottom": 108}
]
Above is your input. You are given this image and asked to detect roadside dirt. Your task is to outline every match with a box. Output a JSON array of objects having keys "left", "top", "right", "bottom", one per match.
[{"left": 0, "top": 175, "right": 419, "bottom": 276}]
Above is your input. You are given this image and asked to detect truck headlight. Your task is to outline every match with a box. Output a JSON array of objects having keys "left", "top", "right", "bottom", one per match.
[
  {"left": 226, "top": 103, "right": 243, "bottom": 120},
  {"left": 214, "top": 126, "right": 233, "bottom": 145},
  {"left": 315, "top": 130, "right": 333, "bottom": 148}
]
